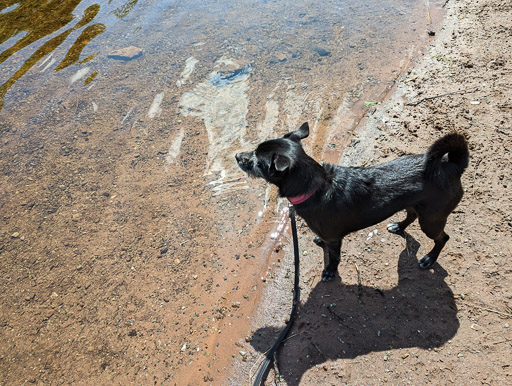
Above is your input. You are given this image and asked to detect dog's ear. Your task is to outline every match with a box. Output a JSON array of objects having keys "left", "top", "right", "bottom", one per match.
[
  {"left": 284, "top": 122, "right": 309, "bottom": 141},
  {"left": 272, "top": 153, "right": 290, "bottom": 172}
]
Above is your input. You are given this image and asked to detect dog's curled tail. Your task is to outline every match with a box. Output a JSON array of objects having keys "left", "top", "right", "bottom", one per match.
[{"left": 425, "top": 132, "right": 469, "bottom": 186}]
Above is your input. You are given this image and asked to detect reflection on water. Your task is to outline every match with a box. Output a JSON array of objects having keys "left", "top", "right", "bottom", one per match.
[{"left": 0, "top": 0, "right": 143, "bottom": 110}]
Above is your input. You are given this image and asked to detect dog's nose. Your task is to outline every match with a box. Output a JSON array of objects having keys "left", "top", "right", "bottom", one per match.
[{"left": 235, "top": 153, "right": 241, "bottom": 163}]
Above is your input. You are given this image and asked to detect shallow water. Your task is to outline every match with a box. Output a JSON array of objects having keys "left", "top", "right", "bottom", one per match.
[
  {"left": 0, "top": 0, "right": 443, "bottom": 383},
  {"left": 2, "top": 0, "right": 441, "bottom": 184}
]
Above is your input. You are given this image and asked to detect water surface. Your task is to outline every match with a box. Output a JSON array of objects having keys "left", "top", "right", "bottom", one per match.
[{"left": 0, "top": 0, "right": 443, "bottom": 383}]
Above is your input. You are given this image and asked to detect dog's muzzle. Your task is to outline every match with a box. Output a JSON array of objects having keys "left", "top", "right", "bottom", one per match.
[{"left": 235, "top": 151, "right": 254, "bottom": 173}]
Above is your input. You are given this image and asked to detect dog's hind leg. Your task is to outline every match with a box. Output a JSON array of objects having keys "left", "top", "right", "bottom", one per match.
[
  {"left": 319, "top": 239, "right": 342, "bottom": 282},
  {"left": 418, "top": 217, "right": 449, "bottom": 269},
  {"left": 387, "top": 208, "right": 417, "bottom": 234}
]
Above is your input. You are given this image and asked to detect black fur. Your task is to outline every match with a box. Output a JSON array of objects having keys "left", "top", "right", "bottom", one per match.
[{"left": 236, "top": 122, "right": 469, "bottom": 281}]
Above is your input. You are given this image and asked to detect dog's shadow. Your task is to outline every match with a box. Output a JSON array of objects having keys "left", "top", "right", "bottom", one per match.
[{"left": 250, "top": 233, "right": 459, "bottom": 384}]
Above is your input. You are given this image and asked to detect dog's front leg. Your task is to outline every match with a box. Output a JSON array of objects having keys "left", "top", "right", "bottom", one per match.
[{"left": 314, "top": 237, "right": 342, "bottom": 281}]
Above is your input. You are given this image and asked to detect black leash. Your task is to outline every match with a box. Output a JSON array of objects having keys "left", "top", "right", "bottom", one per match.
[{"left": 252, "top": 207, "right": 301, "bottom": 386}]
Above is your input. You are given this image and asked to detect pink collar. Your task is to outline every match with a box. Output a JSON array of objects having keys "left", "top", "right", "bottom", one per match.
[{"left": 287, "top": 189, "right": 316, "bottom": 205}]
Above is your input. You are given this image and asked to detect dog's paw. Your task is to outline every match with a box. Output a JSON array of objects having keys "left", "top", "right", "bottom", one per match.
[
  {"left": 387, "top": 222, "right": 403, "bottom": 234},
  {"left": 313, "top": 236, "right": 325, "bottom": 248},
  {"left": 419, "top": 254, "right": 436, "bottom": 269},
  {"left": 321, "top": 269, "right": 336, "bottom": 281}
]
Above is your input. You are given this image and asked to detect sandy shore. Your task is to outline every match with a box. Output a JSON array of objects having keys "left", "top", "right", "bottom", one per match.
[{"left": 232, "top": 0, "right": 512, "bottom": 384}]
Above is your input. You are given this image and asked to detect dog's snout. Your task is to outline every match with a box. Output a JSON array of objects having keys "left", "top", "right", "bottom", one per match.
[
  {"left": 236, "top": 151, "right": 255, "bottom": 173},
  {"left": 236, "top": 151, "right": 251, "bottom": 164}
]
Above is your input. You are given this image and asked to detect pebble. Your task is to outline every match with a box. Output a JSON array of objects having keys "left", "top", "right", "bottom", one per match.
[
  {"left": 107, "top": 46, "right": 144, "bottom": 60},
  {"left": 314, "top": 47, "right": 331, "bottom": 57},
  {"left": 276, "top": 53, "right": 287, "bottom": 62},
  {"left": 11, "top": 232, "right": 19, "bottom": 238}
]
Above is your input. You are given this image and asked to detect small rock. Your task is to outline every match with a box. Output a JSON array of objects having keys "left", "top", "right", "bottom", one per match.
[
  {"left": 43, "top": 310, "right": 54, "bottom": 320},
  {"left": 314, "top": 47, "right": 331, "bottom": 57},
  {"left": 175, "top": 259, "right": 180, "bottom": 265},
  {"left": 25, "top": 293, "right": 35, "bottom": 301},
  {"left": 504, "top": 323, "right": 509, "bottom": 328},
  {"left": 160, "top": 247, "right": 168, "bottom": 255},
  {"left": 11, "top": 232, "right": 19, "bottom": 238},
  {"left": 402, "top": 353, "right": 409, "bottom": 359},
  {"left": 107, "top": 46, "right": 144, "bottom": 61},
  {"left": 128, "top": 329, "right": 137, "bottom": 337},
  {"left": 276, "top": 52, "right": 287, "bottom": 62}
]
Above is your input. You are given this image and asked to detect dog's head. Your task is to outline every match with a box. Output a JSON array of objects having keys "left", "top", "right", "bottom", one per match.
[{"left": 235, "top": 122, "right": 310, "bottom": 186}]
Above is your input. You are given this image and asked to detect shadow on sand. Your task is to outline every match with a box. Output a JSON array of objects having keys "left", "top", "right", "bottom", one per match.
[{"left": 251, "top": 233, "right": 459, "bottom": 385}]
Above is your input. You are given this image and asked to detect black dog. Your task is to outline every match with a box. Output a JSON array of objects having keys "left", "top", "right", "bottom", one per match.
[{"left": 236, "top": 123, "right": 469, "bottom": 281}]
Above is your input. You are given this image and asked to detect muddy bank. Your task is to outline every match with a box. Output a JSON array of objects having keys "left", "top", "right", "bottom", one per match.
[{"left": 232, "top": 0, "right": 512, "bottom": 384}]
